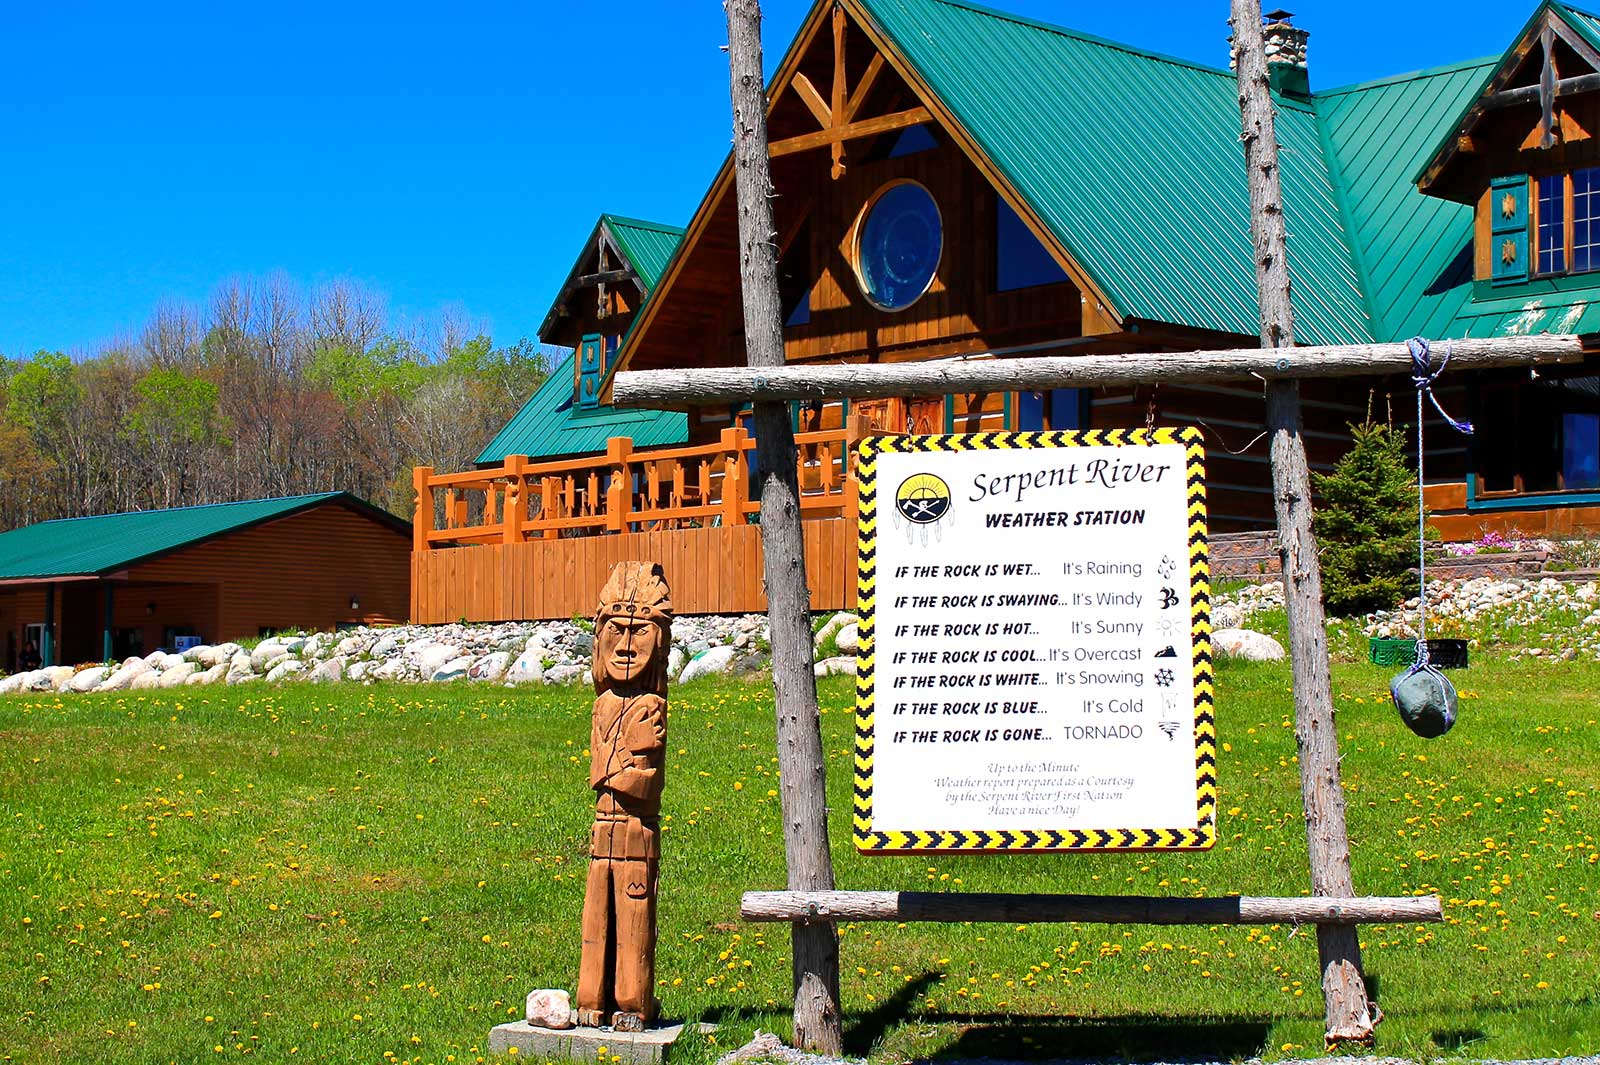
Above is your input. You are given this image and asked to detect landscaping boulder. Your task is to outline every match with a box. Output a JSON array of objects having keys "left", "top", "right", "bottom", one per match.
[
  {"left": 158, "top": 662, "right": 199, "bottom": 687},
  {"left": 130, "top": 671, "right": 163, "bottom": 690},
  {"left": 96, "top": 659, "right": 152, "bottom": 692},
  {"left": 469, "top": 651, "right": 510, "bottom": 682},
  {"left": 250, "top": 642, "right": 288, "bottom": 672},
  {"left": 413, "top": 642, "right": 460, "bottom": 677},
  {"left": 265, "top": 660, "right": 306, "bottom": 683},
  {"left": 430, "top": 656, "right": 473, "bottom": 682},
  {"left": 187, "top": 663, "right": 227, "bottom": 686},
  {"left": 524, "top": 989, "right": 574, "bottom": 1030},
  {"left": 813, "top": 612, "right": 858, "bottom": 650},
  {"left": 833, "top": 623, "right": 860, "bottom": 654},
  {"left": 679, "top": 645, "right": 738, "bottom": 683},
  {"left": 814, "top": 656, "right": 855, "bottom": 678},
  {"left": 0, "top": 672, "right": 33, "bottom": 694},
  {"left": 544, "top": 663, "right": 585, "bottom": 685},
  {"left": 505, "top": 647, "right": 546, "bottom": 685},
  {"left": 43, "top": 666, "right": 76, "bottom": 691},
  {"left": 1212, "top": 628, "right": 1286, "bottom": 662},
  {"left": 310, "top": 657, "right": 345, "bottom": 684},
  {"left": 68, "top": 667, "right": 110, "bottom": 693}
]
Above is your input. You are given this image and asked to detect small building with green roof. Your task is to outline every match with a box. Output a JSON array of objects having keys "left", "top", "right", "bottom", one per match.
[{"left": 0, "top": 493, "right": 410, "bottom": 669}]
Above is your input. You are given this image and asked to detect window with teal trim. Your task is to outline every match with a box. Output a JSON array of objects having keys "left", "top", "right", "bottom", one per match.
[
  {"left": 1476, "top": 374, "right": 1600, "bottom": 496},
  {"left": 1576, "top": 168, "right": 1600, "bottom": 272},
  {"left": 1538, "top": 175, "right": 1566, "bottom": 275}
]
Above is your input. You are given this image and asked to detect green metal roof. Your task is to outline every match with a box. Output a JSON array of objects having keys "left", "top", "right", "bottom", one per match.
[
  {"left": 1315, "top": 59, "right": 1495, "bottom": 341},
  {"left": 1450, "top": 285, "right": 1600, "bottom": 337},
  {"left": 604, "top": 215, "right": 686, "bottom": 289},
  {"left": 0, "top": 493, "right": 405, "bottom": 580},
  {"left": 474, "top": 351, "right": 688, "bottom": 464},
  {"left": 855, "top": 0, "right": 1375, "bottom": 345}
]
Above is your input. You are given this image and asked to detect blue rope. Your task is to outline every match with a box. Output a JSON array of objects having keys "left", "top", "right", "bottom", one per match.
[
  {"left": 1407, "top": 337, "right": 1474, "bottom": 435},
  {"left": 1403, "top": 337, "right": 1474, "bottom": 676}
]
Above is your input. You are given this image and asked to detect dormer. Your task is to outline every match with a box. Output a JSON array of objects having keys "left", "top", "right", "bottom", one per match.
[
  {"left": 1416, "top": 2, "right": 1600, "bottom": 285},
  {"left": 538, "top": 215, "right": 684, "bottom": 408}
]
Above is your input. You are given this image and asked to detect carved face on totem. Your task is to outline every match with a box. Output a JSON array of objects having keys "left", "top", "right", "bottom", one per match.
[{"left": 591, "top": 562, "right": 673, "bottom": 696}]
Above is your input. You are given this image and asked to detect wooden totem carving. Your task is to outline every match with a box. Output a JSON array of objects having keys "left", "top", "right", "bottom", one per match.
[{"left": 577, "top": 562, "right": 672, "bottom": 1030}]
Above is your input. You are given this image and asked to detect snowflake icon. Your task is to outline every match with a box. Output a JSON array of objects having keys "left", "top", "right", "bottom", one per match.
[{"left": 1153, "top": 668, "right": 1175, "bottom": 688}]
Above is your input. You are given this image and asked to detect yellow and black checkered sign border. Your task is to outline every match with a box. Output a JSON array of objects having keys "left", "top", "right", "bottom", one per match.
[{"left": 853, "top": 428, "right": 1215, "bottom": 854}]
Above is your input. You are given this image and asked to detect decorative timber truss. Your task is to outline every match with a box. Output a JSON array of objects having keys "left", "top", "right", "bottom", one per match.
[
  {"left": 1418, "top": 2, "right": 1600, "bottom": 195},
  {"left": 773, "top": 5, "right": 931, "bottom": 177}
]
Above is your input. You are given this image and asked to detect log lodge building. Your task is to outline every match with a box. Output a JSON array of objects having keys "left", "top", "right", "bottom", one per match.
[{"left": 412, "top": 0, "right": 1600, "bottom": 623}]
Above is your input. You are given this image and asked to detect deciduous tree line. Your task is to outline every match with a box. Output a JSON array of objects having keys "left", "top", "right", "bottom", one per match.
[{"left": 0, "top": 276, "right": 550, "bottom": 531}]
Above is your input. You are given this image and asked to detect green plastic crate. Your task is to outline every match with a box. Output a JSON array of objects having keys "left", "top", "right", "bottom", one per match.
[{"left": 1369, "top": 637, "right": 1468, "bottom": 669}]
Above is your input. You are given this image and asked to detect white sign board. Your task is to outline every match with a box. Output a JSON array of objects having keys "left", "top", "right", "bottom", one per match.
[{"left": 852, "top": 429, "right": 1215, "bottom": 853}]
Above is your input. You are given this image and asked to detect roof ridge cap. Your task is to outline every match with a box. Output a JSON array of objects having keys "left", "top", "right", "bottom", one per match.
[
  {"left": 863, "top": 0, "right": 1237, "bottom": 80},
  {"left": 1315, "top": 55, "right": 1498, "bottom": 97},
  {"left": 28, "top": 492, "right": 340, "bottom": 527},
  {"left": 602, "top": 213, "right": 688, "bottom": 235}
]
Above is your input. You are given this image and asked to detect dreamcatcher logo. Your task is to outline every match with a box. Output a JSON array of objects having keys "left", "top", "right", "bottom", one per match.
[{"left": 893, "top": 472, "right": 952, "bottom": 545}]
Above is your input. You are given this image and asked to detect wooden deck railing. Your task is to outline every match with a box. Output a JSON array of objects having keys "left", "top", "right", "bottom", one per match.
[{"left": 412, "top": 416, "right": 891, "bottom": 550}]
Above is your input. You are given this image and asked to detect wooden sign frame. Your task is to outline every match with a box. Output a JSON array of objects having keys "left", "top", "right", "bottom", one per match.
[{"left": 852, "top": 428, "right": 1216, "bottom": 854}]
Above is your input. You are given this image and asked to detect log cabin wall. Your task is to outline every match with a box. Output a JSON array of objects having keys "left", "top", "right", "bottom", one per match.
[
  {"left": 0, "top": 502, "right": 410, "bottom": 670},
  {"left": 128, "top": 505, "right": 410, "bottom": 639}
]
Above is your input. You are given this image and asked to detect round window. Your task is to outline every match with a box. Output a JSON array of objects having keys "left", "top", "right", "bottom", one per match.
[{"left": 853, "top": 181, "right": 942, "bottom": 311}]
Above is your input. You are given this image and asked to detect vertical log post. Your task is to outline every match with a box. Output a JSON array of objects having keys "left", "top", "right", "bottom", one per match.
[
  {"left": 503, "top": 455, "right": 527, "bottom": 544},
  {"left": 606, "top": 437, "right": 634, "bottom": 534},
  {"left": 724, "top": 0, "right": 844, "bottom": 1052},
  {"left": 1230, "top": 0, "right": 1375, "bottom": 1045},
  {"left": 721, "top": 426, "right": 750, "bottom": 527},
  {"left": 412, "top": 467, "right": 434, "bottom": 553}
]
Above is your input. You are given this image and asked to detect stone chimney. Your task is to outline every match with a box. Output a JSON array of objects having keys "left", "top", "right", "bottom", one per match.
[
  {"left": 1263, "top": 9, "right": 1310, "bottom": 96},
  {"left": 1229, "top": 9, "right": 1310, "bottom": 97}
]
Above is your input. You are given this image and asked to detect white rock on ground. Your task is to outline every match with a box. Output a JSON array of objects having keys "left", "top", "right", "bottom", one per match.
[
  {"left": 95, "top": 659, "right": 152, "bottom": 692},
  {"left": 814, "top": 656, "right": 855, "bottom": 678},
  {"left": 680, "top": 645, "right": 738, "bottom": 683},
  {"left": 266, "top": 660, "right": 306, "bottom": 683},
  {"left": 158, "top": 662, "right": 198, "bottom": 687},
  {"left": 430, "top": 656, "right": 474, "bottom": 682},
  {"left": 310, "top": 657, "right": 345, "bottom": 684},
  {"left": 833, "top": 623, "right": 860, "bottom": 654},
  {"left": 130, "top": 671, "right": 163, "bottom": 691},
  {"left": 187, "top": 663, "right": 228, "bottom": 686},
  {"left": 813, "top": 612, "right": 858, "bottom": 650},
  {"left": 524, "top": 988, "right": 574, "bottom": 1029},
  {"left": 1212, "top": 628, "right": 1287, "bottom": 662},
  {"left": 250, "top": 642, "right": 287, "bottom": 672},
  {"left": 469, "top": 651, "right": 509, "bottom": 682},
  {"left": 505, "top": 648, "right": 545, "bottom": 685},
  {"left": 68, "top": 667, "right": 110, "bottom": 693},
  {"left": 43, "top": 666, "right": 75, "bottom": 690}
]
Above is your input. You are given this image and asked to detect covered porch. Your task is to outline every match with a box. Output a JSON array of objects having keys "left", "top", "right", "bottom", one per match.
[
  {"left": 0, "top": 577, "right": 218, "bottom": 671},
  {"left": 410, "top": 419, "right": 892, "bottom": 622}
]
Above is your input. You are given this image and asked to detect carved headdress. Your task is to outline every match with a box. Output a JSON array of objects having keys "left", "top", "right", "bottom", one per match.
[{"left": 591, "top": 561, "right": 674, "bottom": 694}]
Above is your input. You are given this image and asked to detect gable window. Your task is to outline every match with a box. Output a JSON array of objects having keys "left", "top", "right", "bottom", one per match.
[
  {"left": 852, "top": 181, "right": 942, "bottom": 312},
  {"left": 1533, "top": 166, "right": 1600, "bottom": 277},
  {"left": 995, "top": 199, "right": 1070, "bottom": 292}
]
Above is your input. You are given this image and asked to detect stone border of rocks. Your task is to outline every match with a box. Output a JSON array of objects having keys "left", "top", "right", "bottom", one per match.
[{"left": 0, "top": 612, "right": 867, "bottom": 695}]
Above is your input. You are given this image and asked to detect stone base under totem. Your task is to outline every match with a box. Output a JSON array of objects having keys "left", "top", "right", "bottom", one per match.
[{"left": 486, "top": 1021, "right": 715, "bottom": 1064}]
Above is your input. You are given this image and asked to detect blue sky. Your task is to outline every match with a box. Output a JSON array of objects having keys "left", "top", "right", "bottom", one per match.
[{"left": 0, "top": 0, "right": 1538, "bottom": 357}]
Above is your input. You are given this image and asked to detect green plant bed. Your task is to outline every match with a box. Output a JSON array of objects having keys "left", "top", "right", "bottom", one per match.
[{"left": 1369, "top": 636, "right": 1469, "bottom": 669}]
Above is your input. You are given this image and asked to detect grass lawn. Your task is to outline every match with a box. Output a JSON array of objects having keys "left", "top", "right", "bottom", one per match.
[{"left": 0, "top": 658, "right": 1595, "bottom": 1065}]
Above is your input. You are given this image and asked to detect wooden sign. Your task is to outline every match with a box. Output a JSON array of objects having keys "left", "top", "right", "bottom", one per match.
[{"left": 853, "top": 429, "right": 1215, "bottom": 853}]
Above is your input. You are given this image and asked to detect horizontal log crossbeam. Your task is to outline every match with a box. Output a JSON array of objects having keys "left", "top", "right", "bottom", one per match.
[
  {"left": 741, "top": 890, "right": 1444, "bottom": 926},
  {"left": 612, "top": 335, "right": 1584, "bottom": 407}
]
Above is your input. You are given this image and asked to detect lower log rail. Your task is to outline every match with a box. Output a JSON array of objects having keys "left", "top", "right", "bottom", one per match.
[{"left": 741, "top": 890, "right": 1442, "bottom": 926}]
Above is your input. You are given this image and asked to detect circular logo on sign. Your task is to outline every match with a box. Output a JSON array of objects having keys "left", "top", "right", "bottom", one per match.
[{"left": 895, "top": 473, "right": 951, "bottom": 525}]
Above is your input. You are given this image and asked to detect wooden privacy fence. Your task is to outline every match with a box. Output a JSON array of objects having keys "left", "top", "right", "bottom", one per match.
[
  {"left": 412, "top": 417, "right": 887, "bottom": 550},
  {"left": 412, "top": 517, "right": 860, "bottom": 624}
]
